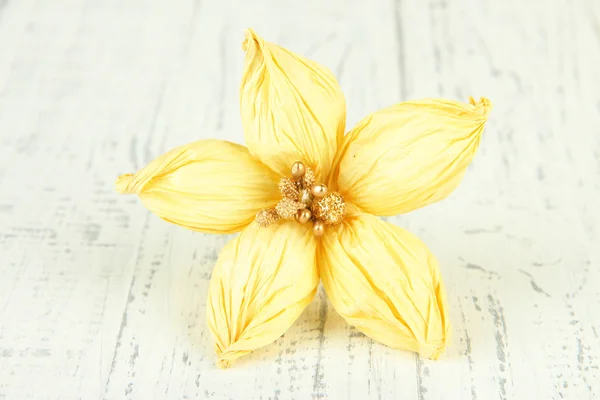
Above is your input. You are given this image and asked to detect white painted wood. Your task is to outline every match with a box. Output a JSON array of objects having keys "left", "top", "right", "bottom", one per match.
[{"left": 0, "top": 0, "right": 599, "bottom": 399}]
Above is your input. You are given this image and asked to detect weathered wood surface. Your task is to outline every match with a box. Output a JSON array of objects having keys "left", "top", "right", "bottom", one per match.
[{"left": 1, "top": 0, "right": 599, "bottom": 399}]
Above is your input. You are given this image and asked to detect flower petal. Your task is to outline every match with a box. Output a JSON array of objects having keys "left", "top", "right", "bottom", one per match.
[
  {"left": 115, "top": 139, "right": 279, "bottom": 234},
  {"left": 319, "top": 214, "right": 450, "bottom": 359},
  {"left": 240, "top": 29, "right": 346, "bottom": 180},
  {"left": 207, "top": 221, "right": 319, "bottom": 368},
  {"left": 331, "top": 97, "right": 491, "bottom": 215}
]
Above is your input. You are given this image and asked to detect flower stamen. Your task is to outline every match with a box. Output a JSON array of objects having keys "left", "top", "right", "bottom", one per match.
[{"left": 256, "top": 161, "right": 346, "bottom": 236}]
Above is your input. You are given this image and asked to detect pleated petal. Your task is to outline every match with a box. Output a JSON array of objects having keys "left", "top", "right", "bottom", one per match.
[
  {"left": 331, "top": 97, "right": 492, "bottom": 215},
  {"left": 115, "top": 139, "right": 280, "bottom": 234},
  {"left": 319, "top": 214, "right": 450, "bottom": 359},
  {"left": 240, "top": 29, "right": 346, "bottom": 181},
  {"left": 207, "top": 221, "right": 319, "bottom": 368}
]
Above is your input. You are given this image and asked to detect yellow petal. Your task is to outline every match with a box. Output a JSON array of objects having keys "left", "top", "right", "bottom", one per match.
[
  {"left": 115, "top": 139, "right": 279, "bottom": 234},
  {"left": 240, "top": 29, "right": 346, "bottom": 181},
  {"left": 319, "top": 214, "right": 450, "bottom": 359},
  {"left": 207, "top": 221, "right": 319, "bottom": 368},
  {"left": 331, "top": 97, "right": 491, "bottom": 215}
]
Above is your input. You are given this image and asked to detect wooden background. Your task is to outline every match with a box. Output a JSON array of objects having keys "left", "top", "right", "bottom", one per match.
[{"left": 1, "top": 0, "right": 599, "bottom": 399}]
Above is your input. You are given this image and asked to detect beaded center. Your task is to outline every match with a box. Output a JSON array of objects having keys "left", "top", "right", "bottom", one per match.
[{"left": 255, "top": 161, "right": 346, "bottom": 236}]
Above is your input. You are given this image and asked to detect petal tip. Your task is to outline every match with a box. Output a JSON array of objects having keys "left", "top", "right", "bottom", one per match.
[
  {"left": 424, "top": 343, "right": 446, "bottom": 360},
  {"left": 421, "top": 329, "right": 450, "bottom": 360},
  {"left": 115, "top": 173, "right": 137, "bottom": 194},
  {"left": 216, "top": 358, "right": 232, "bottom": 369},
  {"left": 469, "top": 96, "right": 493, "bottom": 116},
  {"left": 242, "top": 28, "right": 260, "bottom": 52}
]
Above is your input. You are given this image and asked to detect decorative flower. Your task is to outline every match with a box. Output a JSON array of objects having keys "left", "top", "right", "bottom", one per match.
[{"left": 116, "top": 29, "right": 492, "bottom": 369}]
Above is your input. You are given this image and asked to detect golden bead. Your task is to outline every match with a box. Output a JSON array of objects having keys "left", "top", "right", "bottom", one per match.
[
  {"left": 311, "top": 184, "right": 328, "bottom": 198},
  {"left": 313, "top": 220, "right": 325, "bottom": 237},
  {"left": 296, "top": 208, "right": 312, "bottom": 224},
  {"left": 291, "top": 161, "right": 306, "bottom": 178}
]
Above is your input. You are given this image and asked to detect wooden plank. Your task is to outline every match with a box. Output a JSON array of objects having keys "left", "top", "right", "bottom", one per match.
[{"left": 0, "top": 0, "right": 598, "bottom": 399}]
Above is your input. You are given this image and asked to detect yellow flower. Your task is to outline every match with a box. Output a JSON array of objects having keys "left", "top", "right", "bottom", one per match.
[{"left": 116, "top": 29, "right": 492, "bottom": 368}]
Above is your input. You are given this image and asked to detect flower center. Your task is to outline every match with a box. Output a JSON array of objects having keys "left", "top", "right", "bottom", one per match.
[{"left": 255, "top": 161, "right": 346, "bottom": 236}]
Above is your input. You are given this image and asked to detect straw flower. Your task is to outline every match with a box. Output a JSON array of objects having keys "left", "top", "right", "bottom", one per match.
[{"left": 116, "top": 29, "right": 492, "bottom": 368}]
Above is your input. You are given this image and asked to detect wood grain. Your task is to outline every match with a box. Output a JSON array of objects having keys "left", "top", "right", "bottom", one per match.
[{"left": 0, "top": 0, "right": 599, "bottom": 399}]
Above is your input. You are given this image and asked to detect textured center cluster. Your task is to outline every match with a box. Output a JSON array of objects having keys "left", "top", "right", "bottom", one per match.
[{"left": 255, "top": 161, "right": 346, "bottom": 236}]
